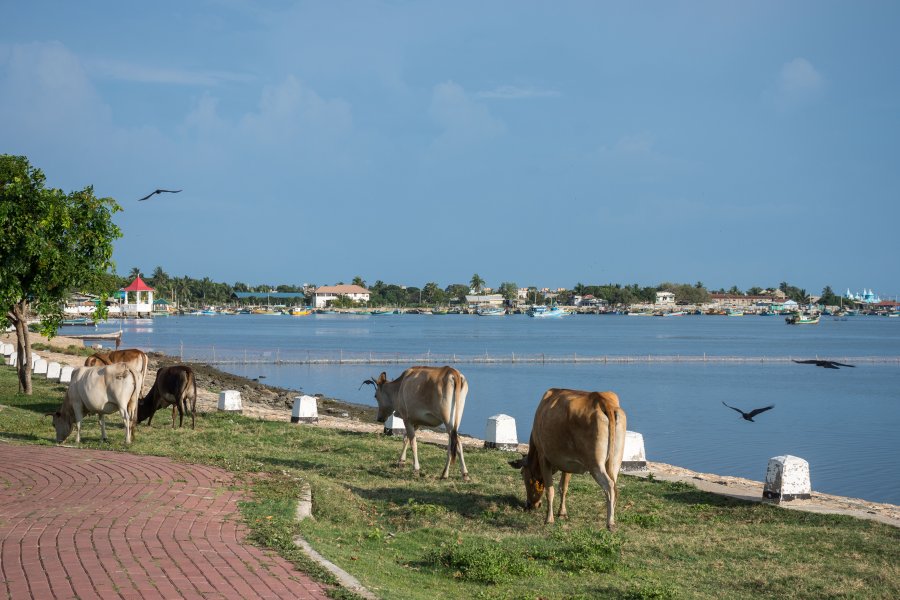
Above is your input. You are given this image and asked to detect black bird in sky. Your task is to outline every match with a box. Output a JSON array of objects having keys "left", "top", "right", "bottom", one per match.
[
  {"left": 792, "top": 359, "right": 856, "bottom": 370},
  {"left": 137, "top": 189, "right": 182, "bottom": 201},
  {"left": 722, "top": 402, "right": 775, "bottom": 422}
]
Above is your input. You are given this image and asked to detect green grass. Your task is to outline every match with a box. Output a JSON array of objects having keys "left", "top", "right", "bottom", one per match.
[{"left": 2, "top": 366, "right": 898, "bottom": 599}]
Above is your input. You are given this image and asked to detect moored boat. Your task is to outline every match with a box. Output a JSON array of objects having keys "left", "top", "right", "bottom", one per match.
[
  {"left": 476, "top": 306, "right": 506, "bottom": 316},
  {"left": 785, "top": 312, "right": 820, "bottom": 325},
  {"left": 527, "top": 305, "right": 570, "bottom": 318}
]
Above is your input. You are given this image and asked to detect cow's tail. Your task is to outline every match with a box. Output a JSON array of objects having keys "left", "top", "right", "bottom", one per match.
[
  {"left": 603, "top": 395, "right": 627, "bottom": 484},
  {"left": 447, "top": 369, "right": 466, "bottom": 462},
  {"left": 126, "top": 366, "right": 141, "bottom": 439}
]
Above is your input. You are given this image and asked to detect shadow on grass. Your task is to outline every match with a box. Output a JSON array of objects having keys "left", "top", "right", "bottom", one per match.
[
  {"left": 0, "top": 432, "right": 48, "bottom": 444},
  {"left": 350, "top": 484, "right": 523, "bottom": 519}
]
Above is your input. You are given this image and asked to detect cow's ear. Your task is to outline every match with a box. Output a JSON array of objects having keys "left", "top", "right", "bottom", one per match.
[
  {"left": 508, "top": 458, "right": 525, "bottom": 469},
  {"left": 377, "top": 372, "right": 387, "bottom": 385}
]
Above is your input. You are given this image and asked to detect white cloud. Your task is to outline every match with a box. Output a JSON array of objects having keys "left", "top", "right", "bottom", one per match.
[
  {"left": 475, "top": 85, "right": 560, "bottom": 99},
  {"left": 86, "top": 58, "right": 253, "bottom": 86},
  {"left": 428, "top": 81, "right": 504, "bottom": 147},
  {"left": 237, "top": 75, "right": 352, "bottom": 143},
  {"left": 770, "top": 57, "right": 825, "bottom": 111}
]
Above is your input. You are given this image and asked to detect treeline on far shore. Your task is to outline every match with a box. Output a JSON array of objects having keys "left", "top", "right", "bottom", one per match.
[{"left": 105, "top": 266, "right": 842, "bottom": 308}]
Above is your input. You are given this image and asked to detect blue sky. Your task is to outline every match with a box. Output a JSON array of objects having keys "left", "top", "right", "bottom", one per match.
[{"left": 3, "top": 1, "right": 898, "bottom": 297}]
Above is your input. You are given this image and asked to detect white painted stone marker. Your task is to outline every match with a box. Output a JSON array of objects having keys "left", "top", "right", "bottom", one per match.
[
  {"left": 483, "top": 414, "right": 519, "bottom": 450},
  {"left": 218, "top": 390, "right": 243, "bottom": 413},
  {"left": 0, "top": 343, "right": 12, "bottom": 356},
  {"left": 30, "top": 353, "right": 41, "bottom": 369},
  {"left": 46, "top": 362, "right": 62, "bottom": 380},
  {"left": 383, "top": 414, "right": 406, "bottom": 436},
  {"left": 621, "top": 431, "right": 648, "bottom": 472},
  {"left": 59, "top": 365, "right": 75, "bottom": 384},
  {"left": 291, "top": 395, "right": 319, "bottom": 423},
  {"left": 7, "top": 353, "right": 17, "bottom": 367},
  {"left": 763, "top": 455, "right": 811, "bottom": 502},
  {"left": 33, "top": 359, "right": 48, "bottom": 375}
]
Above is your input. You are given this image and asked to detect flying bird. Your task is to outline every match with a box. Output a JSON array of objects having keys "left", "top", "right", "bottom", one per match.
[
  {"left": 792, "top": 359, "right": 855, "bottom": 370},
  {"left": 722, "top": 402, "right": 775, "bottom": 422},
  {"left": 138, "top": 189, "right": 182, "bottom": 201}
]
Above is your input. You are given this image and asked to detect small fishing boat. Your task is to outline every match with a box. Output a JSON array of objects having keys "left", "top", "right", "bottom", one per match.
[
  {"left": 527, "top": 305, "right": 569, "bottom": 318},
  {"left": 289, "top": 307, "right": 312, "bottom": 316},
  {"left": 60, "top": 317, "right": 95, "bottom": 326},
  {"left": 476, "top": 306, "right": 506, "bottom": 316},
  {"left": 785, "top": 312, "right": 820, "bottom": 325}
]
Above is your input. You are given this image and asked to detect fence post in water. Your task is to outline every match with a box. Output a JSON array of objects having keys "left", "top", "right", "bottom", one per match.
[
  {"left": 218, "top": 390, "right": 243, "bottom": 414},
  {"left": 621, "top": 431, "right": 648, "bottom": 472},
  {"left": 763, "top": 455, "right": 811, "bottom": 503},
  {"left": 483, "top": 414, "right": 518, "bottom": 451},
  {"left": 291, "top": 395, "right": 319, "bottom": 423}
]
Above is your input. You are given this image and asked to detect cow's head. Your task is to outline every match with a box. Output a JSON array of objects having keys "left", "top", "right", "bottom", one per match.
[
  {"left": 49, "top": 410, "right": 74, "bottom": 444},
  {"left": 136, "top": 396, "right": 156, "bottom": 424},
  {"left": 362, "top": 372, "right": 392, "bottom": 422},
  {"left": 509, "top": 456, "right": 545, "bottom": 510},
  {"left": 84, "top": 353, "right": 109, "bottom": 367}
]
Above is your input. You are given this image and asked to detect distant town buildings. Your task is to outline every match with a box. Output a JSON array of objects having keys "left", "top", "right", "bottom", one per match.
[
  {"left": 845, "top": 288, "right": 881, "bottom": 304},
  {"left": 311, "top": 285, "right": 371, "bottom": 308}
]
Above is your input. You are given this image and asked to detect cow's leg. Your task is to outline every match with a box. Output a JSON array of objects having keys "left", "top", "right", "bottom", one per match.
[
  {"left": 591, "top": 468, "right": 617, "bottom": 531},
  {"left": 75, "top": 420, "right": 83, "bottom": 444},
  {"left": 177, "top": 399, "right": 185, "bottom": 428},
  {"left": 558, "top": 472, "right": 572, "bottom": 520},
  {"left": 398, "top": 433, "right": 411, "bottom": 468},
  {"left": 457, "top": 436, "right": 469, "bottom": 481},
  {"left": 410, "top": 434, "right": 422, "bottom": 475},
  {"left": 99, "top": 415, "right": 107, "bottom": 442},
  {"left": 542, "top": 462, "right": 556, "bottom": 524},
  {"left": 171, "top": 404, "right": 177, "bottom": 429}
]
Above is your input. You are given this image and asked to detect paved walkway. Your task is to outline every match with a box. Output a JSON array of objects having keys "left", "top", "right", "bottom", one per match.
[{"left": 0, "top": 443, "right": 332, "bottom": 599}]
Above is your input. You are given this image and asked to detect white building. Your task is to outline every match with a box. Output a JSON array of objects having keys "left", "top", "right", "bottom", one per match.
[
  {"left": 655, "top": 291, "right": 676, "bottom": 305},
  {"left": 312, "top": 285, "right": 371, "bottom": 308}
]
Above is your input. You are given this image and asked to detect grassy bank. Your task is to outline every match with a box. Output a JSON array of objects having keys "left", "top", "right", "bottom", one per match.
[{"left": 1, "top": 367, "right": 897, "bottom": 599}]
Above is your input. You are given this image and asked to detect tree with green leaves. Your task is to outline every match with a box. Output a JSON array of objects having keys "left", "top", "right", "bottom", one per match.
[
  {"left": 498, "top": 282, "right": 518, "bottom": 303},
  {"left": 469, "top": 273, "right": 485, "bottom": 294},
  {"left": 1, "top": 155, "right": 122, "bottom": 394}
]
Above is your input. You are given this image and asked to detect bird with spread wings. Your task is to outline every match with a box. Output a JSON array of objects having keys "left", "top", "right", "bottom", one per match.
[
  {"left": 138, "top": 189, "right": 182, "bottom": 201},
  {"left": 722, "top": 402, "right": 775, "bottom": 422},
  {"left": 792, "top": 359, "right": 855, "bottom": 370}
]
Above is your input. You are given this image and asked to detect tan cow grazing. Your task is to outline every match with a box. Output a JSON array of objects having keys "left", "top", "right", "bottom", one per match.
[
  {"left": 137, "top": 365, "right": 197, "bottom": 429},
  {"left": 510, "top": 389, "right": 627, "bottom": 531},
  {"left": 49, "top": 363, "right": 141, "bottom": 445},
  {"left": 363, "top": 366, "right": 469, "bottom": 480},
  {"left": 85, "top": 348, "right": 149, "bottom": 395}
]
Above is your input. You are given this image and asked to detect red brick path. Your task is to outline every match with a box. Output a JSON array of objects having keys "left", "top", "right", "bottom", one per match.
[{"left": 0, "top": 443, "right": 332, "bottom": 599}]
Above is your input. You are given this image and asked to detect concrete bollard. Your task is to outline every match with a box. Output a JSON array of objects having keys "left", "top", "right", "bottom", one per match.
[
  {"left": 218, "top": 390, "right": 243, "bottom": 413},
  {"left": 621, "top": 431, "right": 648, "bottom": 472},
  {"left": 33, "top": 358, "right": 48, "bottom": 375},
  {"left": 46, "top": 362, "right": 62, "bottom": 381},
  {"left": 763, "top": 455, "right": 811, "bottom": 502},
  {"left": 483, "top": 414, "right": 519, "bottom": 450},
  {"left": 291, "top": 395, "right": 319, "bottom": 423},
  {"left": 7, "top": 353, "right": 17, "bottom": 367},
  {"left": 383, "top": 414, "right": 406, "bottom": 436},
  {"left": 59, "top": 366, "right": 75, "bottom": 384}
]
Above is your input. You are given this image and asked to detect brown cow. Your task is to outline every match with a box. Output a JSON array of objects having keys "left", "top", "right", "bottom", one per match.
[
  {"left": 363, "top": 366, "right": 469, "bottom": 480},
  {"left": 85, "top": 349, "right": 149, "bottom": 395},
  {"left": 510, "top": 389, "right": 627, "bottom": 530},
  {"left": 137, "top": 365, "right": 197, "bottom": 429}
]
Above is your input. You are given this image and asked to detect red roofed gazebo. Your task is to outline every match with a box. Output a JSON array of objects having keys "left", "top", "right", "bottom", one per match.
[{"left": 121, "top": 276, "right": 155, "bottom": 315}]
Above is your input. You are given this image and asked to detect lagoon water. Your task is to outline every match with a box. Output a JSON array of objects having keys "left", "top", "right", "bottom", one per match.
[{"left": 73, "top": 313, "right": 900, "bottom": 504}]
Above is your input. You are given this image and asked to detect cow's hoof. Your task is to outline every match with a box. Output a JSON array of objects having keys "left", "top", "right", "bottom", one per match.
[{"left": 462, "top": 473, "right": 471, "bottom": 482}]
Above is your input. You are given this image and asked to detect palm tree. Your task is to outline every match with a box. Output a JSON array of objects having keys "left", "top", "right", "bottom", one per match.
[
  {"left": 128, "top": 267, "right": 142, "bottom": 281},
  {"left": 470, "top": 273, "right": 485, "bottom": 294}
]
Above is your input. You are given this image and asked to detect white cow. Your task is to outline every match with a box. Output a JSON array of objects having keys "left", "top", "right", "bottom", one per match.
[
  {"left": 49, "top": 363, "right": 141, "bottom": 445},
  {"left": 364, "top": 366, "right": 469, "bottom": 480}
]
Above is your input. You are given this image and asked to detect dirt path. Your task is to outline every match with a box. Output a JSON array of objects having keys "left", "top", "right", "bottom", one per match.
[{"left": 12, "top": 331, "right": 899, "bottom": 529}]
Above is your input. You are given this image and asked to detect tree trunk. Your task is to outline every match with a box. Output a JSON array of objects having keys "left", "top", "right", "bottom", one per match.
[{"left": 10, "top": 301, "right": 33, "bottom": 395}]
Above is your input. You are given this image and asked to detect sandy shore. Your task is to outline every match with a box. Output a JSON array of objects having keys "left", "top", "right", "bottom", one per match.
[{"left": 9, "top": 330, "right": 899, "bottom": 529}]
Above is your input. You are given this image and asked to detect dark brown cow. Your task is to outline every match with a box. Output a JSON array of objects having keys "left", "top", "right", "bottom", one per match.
[
  {"left": 137, "top": 365, "right": 197, "bottom": 429},
  {"left": 85, "top": 349, "right": 149, "bottom": 396},
  {"left": 510, "top": 389, "right": 627, "bottom": 530}
]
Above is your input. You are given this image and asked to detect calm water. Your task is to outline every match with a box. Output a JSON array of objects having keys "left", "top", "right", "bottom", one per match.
[{"left": 73, "top": 313, "right": 900, "bottom": 504}]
